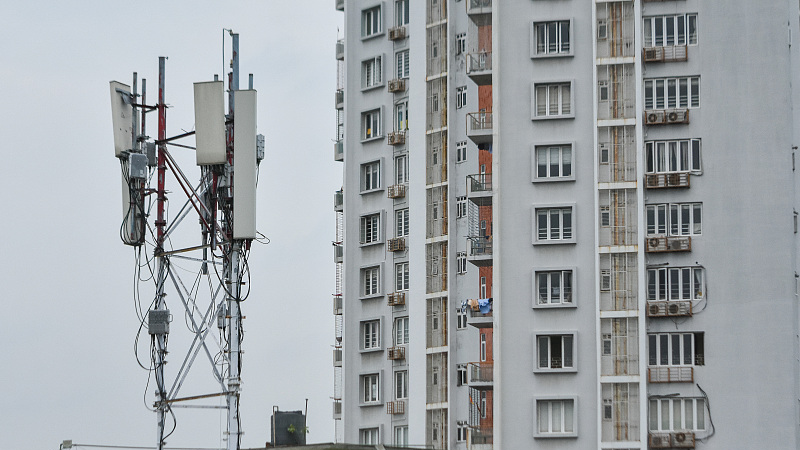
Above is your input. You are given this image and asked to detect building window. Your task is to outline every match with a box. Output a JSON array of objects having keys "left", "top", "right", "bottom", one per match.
[
  {"left": 457, "top": 365, "right": 467, "bottom": 385},
  {"left": 533, "top": 82, "right": 572, "bottom": 118},
  {"left": 456, "top": 86, "right": 467, "bottom": 109},
  {"left": 456, "top": 140, "right": 468, "bottom": 163},
  {"left": 395, "top": 101, "right": 408, "bottom": 131},
  {"left": 394, "top": 426, "right": 408, "bottom": 446},
  {"left": 457, "top": 310, "right": 467, "bottom": 329},
  {"left": 395, "top": 0, "right": 409, "bottom": 26},
  {"left": 361, "top": 319, "right": 381, "bottom": 350},
  {"left": 394, "top": 370, "right": 408, "bottom": 399},
  {"left": 646, "top": 139, "right": 701, "bottom": 174},
  {"left": 480, "top": 333, "right": 487, "bottom": 361},
  {"left": 643, "top": 14, "right": 698, "bottom": 47},
  {"left": 533, "top": 20, "right": 571, "bottom": 56},
  {"left": 361, "top": 373, "right": 380, "bottom": 403},
  {"left": 395, "top": 263, "right": 409, "bottom": 291},
  {"left": 362, "top": 109, "right": 382, "bottom": 140},
  {"left": 649, "top": 398, "right": 706, "bottom": 432},
  {"left": 362, "top": 267, "right": 381, "bottom": 297},
  {"left": 361, "top": 6, "right": 382, "bottom": 38},
  {"left": 395, "top": 155, "right": 408, "bottom": 184},
  {"left": 396, "top": 50, "right": 409, "bottom": 79},
  {"left": 534, "top": 144, "right": 573, "bottom": 180},
  {"left": 360, "top": 427, "right": 380, "bottom": 444},
  {"left": 536, "top": 270, "right": 573, "bottom": 305},
  {"left": 480, "top": 276, "right": 487, "bottom": 298},
  {"left": 599, "top": 206, "right": 610, "bottom": 227},
  {"left": 646, "top": 203, "right": 702, "bottom": 236},
  {"left": 480, "top": 391, "right": 487, "bottom": 418},
  {"left": 362, "top": 55, "right": 383, "bottom": 89},
  {"left": 537, "top": 334, "right": 575, "bottom": 370},
  {"left": 644, "top": 77, "right": 700, "bottom": 110},
  {"left": 360, "top": 213, "right": 381, "bottom": 244},
  {"left": 456, "top": 32, "right": 466, "bottom": 55},
  {"left": 647, "top": 267, "right": 704, "bottom": 301},
  {"left": 456, "top": 251, "right": 467, "bottom": 274},
  {"left": 456, "top": 196, "right": 467, "bottom": 218},
  {"left": 535, "top": 207, "right": 574, "bottom": 242},
  {"left": 395, "top": 208, "right": 409, "bottom": 237},
  {"left": 361, "top": 160, "right": 381, "bottom": 192},
  {"left": 457, "top": 425, "right": 468, "bottom": 442},
  {"left": 648, "top": 332, "right": 705, "bottom": 366},
  {"left": 536, "top": 399, "right": 576, "bottom": 436}
]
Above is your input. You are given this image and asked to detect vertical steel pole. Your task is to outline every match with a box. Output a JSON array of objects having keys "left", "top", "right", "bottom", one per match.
[{"left": 155, "top": 56, "right": 168, "bottom": 450}]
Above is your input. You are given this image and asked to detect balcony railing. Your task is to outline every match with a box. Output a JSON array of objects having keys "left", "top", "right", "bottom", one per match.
[
  {"left": 333, "top": 295, "right": 343, "bottom": 315},
  {"left": 467, "top": 307, "right": 493, "bottom": 328},
  {"left": 648, "top": 366, "right": 694, "bottom": 383},
  {"left": 388, "top": 130, "right": 406, "bottom": 145},
  {"left": 335, "top": 39, "right": 344, "bottom": 60},
  {"left": 646, "top": 235, "right": 692, "bottom": 253},
  {"left": 388, "top": 78, "right": 406, "bottom": 93},
  {"left": 388, "top": 26, "right": 407, "bottom": 41},
  {"left": 467, "top": 362, "right": 493, "bottom": 387},
  {"left": 649, "top": 431, "right": 696, "bottom": 449},
  {"left": 387, "top": 292, "right": 406, "bottom": 306},
  {"left": 387, "top": 184, "right": 406, "bottom": 199},
  {"left": 644, "top": 108, "right": 689, "bottom": 125},
  {"left": 386, "top": 400, "right": 406, "bottom": 414},
  {"left": 387, "top": 346, "right": 406, "bottom": 360},
  {"left": 466, "top": 112, "right": 493, "bottom": 144},
  {"left": 646, "top": 172, "right": 690, "bottom": 189},
  {"left": 335, "top": 89, "right": 343, "bottom": 109},
  {"left": 470, "top": 428, "right": 493, "bottom": 446},
  {"left": 387, "top": 237, "right": 406, "bottom": 252},
  {"left": 467, "top": 0, "right": 492, "bottom": 18},
  {"left": 647, "top": 300, "right": 693, "bottom": 317},
  {"left": 333, "top": 243, "right": 343, "bottom": 263},
  {"left": 466, "top": 51, "right": 492, "bottom": 85},
  {"left": 332, "top": 399, "right": 342, "bottom": 419},
  {"left": 644, "top": 45, "right": 688, "bottom": 63},
  {"left": 468, "top": 236, "right": 492, "bottom": 257}
]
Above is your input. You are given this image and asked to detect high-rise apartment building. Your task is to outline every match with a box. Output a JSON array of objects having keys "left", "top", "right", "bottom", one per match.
[{"left": 331, "top": 0, "right": 800, "bottom": 448}]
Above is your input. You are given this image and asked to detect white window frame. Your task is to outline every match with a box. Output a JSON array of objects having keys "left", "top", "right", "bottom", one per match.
[
  {"left": 532, "top": 143, "right": 574, "bottom": 182},
  {"left": 645, "top": 139, "right": 702, "bottom": 174},
  {"left": 480, "top": 276, "right": 487, "bottom": 298},
  {"left": 361, "top": 160, "right": 382, "bottom": 192},
  {"left": 362, "top": 108, "right": 382, "bottom": 141},
  {"left": 644, "top": 76, "right": 700, "bottom": 110},
  {"left": 360, "top": 427, "right": 380, "bottom": 444},
  {"left": 361, "top": 5, "right": 383, "bottom": 39},
  {"left": 361, "top": 373, "right": 381, "bottom": 404},
  {"left": 533, "top": 205, "right": 575, "bottom": 244},
  {"left": 361, "top": 319, "right": 381, "bottom": 351},
  {"left": 394, "top": 0, "right": 409, "bottom": 26},
  {"left": 532, "top": 81, "right": 574, "bottom": 119},
  {"left": 395, "top": 50, "right": 409, "bottom": 79},
  {"left": 456, "top": 32, "right": 466, "bottom": 55},
  {"left": 480, "top": 333, "right": 487, "bottom": 361},
  {"left": 480, "top": 391, "right": 487, "bottom": 419},
  {"left": 394, "top": 370, "right": 408, "bottom": 399},
  {"left": 360, "top": 213, "right": 381, "bottom": 245},
  {"left": 456, "top": 140, "right": 468, "bottom": 163},
  {"left": 457, "top": 365, "right": 467, "bottom": 385},
  {"left": 647, "top": 267, "right": 705, "bottom": 301},
  {"left": 457, "top": 425, "right": 468, "bottom": 442},
  {"left": 535, "top": 333, "right": 577, "bottom": 372},
  {"left": 361, "top": 266, "right": 381, "bottom": 298},
  {"left": 395, "top": 100, "right": 408, "bottom": 131},
  {"left": 534, "top": 268, "right": 575, "bottom": 307},
  {"left": 457, "top": 310, "right": 468, "bottom": 329},
  {"left": 361, "top": 55, "right": 383, "bottom": 90},
  {"left": 646, "top": 203, "right": 702, "bottom": 236},
  {"left": 395, "top": 262, "right": 409, "bottom": 291},
  {"left": 456, "top": 251, "right": 467, "bottom": 274},
  {"left": 395, "top": 208, "right": 409, "bottom": 237},
  {"left": 532, "top": 20, "right": 573, "bottom": 57},
  {"left": 456, "top": 86, "right": 467, "bottom": 109},
  {"left": 535, "top": 398, "right": 577, "bottom": 438},
  {"left": 394, "top": 154, "right": 408, "bottom": 184},
  {"left": 456, "top": 196, "right": 467, "bottom": 218},
  {"left": 648, "top": 332, "right": 703, "bottom": 367},
  {"left": 643, "top": 14, "right": 698, "bottom": 47},
  {"left": 649, "top": 398, "right": 706, "bottom": 432},
  {"left": 393, "top": 426, "right": 408, "bottom": 446}
]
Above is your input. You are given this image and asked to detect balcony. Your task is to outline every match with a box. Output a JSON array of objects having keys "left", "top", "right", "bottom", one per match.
[
  {"left": 468, "top": 308, "right": 493, "bottom": 328},
  {"left": 644, "top": 108, "right": 689, "bottom": 125},
  {"left": 388, "top": 237, "right": 406, "bottom": 252},
  {"left": 333, "top": 295, "right": 343, "bottom": 315},
  {"left": 467, "top": 362, "right": 493, "bottom": 390},
  {"left": 646, "top": 236, "right": 692, "bottom": 253},
  {"left": 387, "top": 292, "right": 406, "bottom": 307},
  {"left": 648, "top": 366, "right": 694, "bottom": 383},
  {"left": 388, "top": 130, "right": 406, "bottom": 146},
  {"left": 469, "top": 427, "right": 493, "bottom": 450},
  {"left": 646, "top": 172, "right": 690, "bottom": 189},
  {"left": 333, "top": 243, "right": 343, "bottom": 263},
  {"left": 335, "top": 0, "right": 343, "bottom": 11},
  {"left": 466, "top": 51, "right": 492, "bottom": 85},
  {"left": 387, "top": 346, "right": 406, "bottom": 360},
  {"left": 644, "top": 45, "right": 688, "bottom": 63},
  {"left": 387, "top": 184, "right": 406, "bottom": 199},
  {"left": 388, "top": 78, "right": 407, "bottom": 93},
  {"left": 466, "top": 173, "right": 492, "bottom": 206},
  {"left": 386, "top": 400, "right": 406, "bottom": 415},
  {"left": 466, "top": 0, "right": 491, "bottom": 23},
  {"left": 332, "top": 399, "right": 342, "bottom": 420},
  {"left": 333, "top": 140, "right": 343, "bottom": 162},
  {"left": 333, "top": 190, "right": 343, "bottom": 212},
  {"left": 388, "top": 26, "right": 407, "bottom": 41},
  {"left": 467, "top": 236, "right": 492, "bottom": 267},
  {"left": 335, "top": 39, "right": 344, "bottom": 60},
  {"left": 649, "top": 431, "right": 695, "bottom": 449},
  {"left": 333, "top": 347, "right": 342, "bottom": 367},
  {"left": 335, "top": 89, "right": 343, "bottom": 110},
  {"left": 466, "top": 112, "right": 493, "bottom": 144},
  {"left": 647, "top": 300, "right": 692, "bottom": 318}
]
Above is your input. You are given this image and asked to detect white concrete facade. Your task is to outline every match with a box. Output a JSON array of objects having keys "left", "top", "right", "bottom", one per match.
[{"left": 332, "top": 1, "right": 800, "bottom": 449}]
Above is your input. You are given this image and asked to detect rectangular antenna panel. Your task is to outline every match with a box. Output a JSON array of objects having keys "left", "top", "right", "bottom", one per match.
[
  {"left": 193, "top": 81, "right": 227, "bottom": 165},
  {"left": 109, "top": 81, "right": 133, "bottom": 158},
  {"left": 233, "top": 89, "right": 257, "bottom": 239}
]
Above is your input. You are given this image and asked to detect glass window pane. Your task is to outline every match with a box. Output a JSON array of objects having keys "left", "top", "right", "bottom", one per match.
[
  {"left": 696, "top": 399, "right": 705, "bottom": 429},
  {"left": 538, "top": 402, "right": 549, "bottom": 432},
  {"left": 671, "top": 334, "right": 681, "bottom": 365},
  {"left": 563, "top": 147, "right": 572, "bottom": 176},
  {"left": 661, "top": 400, "right": 670, "bottom": 430},
  {"left": 552, "top": 401, "right": 562, "bottom": 432},
  {"left": 562, "top": 209, "right": 572, "bottom": 239},
  {"left": 649, "top": 399, "right": 658, "bottom": 430},
  {"left": 685, "top": 400, "right": 694, "bottom": 429},
  {"left": 660, "top": 335, "right": 669, "bottom": 365},
  {"left": 538, "top": 337, "right": 549, "bottom": 368},
  {"left": 673, "top": 399, "right": 682, "bottom": 430},
  {"left": 537, "top": 149, "right": 548, "bottom": 177},
  {"left": 564, "top": 401, "right": 574, "bottom": 432},
  {"left": 563, "top": 336, "right": 573, "bottom": 367}
]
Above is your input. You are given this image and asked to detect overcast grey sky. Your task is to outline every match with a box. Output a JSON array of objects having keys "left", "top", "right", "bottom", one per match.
[{"left": 0, "top": 1, "right": 343, "bottom": 448}]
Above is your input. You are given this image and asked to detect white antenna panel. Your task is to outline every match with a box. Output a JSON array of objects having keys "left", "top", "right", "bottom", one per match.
[
  {"left": 193, "top": 81, "right": 227, "bottom": 165},
  {"left": 109, "top": 81, "right": 133, "bottom": 158},
  {"left": 233, "top": 90, "right": 257, "bottom": 240}
]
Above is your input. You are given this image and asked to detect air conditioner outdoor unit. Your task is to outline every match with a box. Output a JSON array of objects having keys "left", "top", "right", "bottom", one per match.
[
  {"left": 669, "top": 238, "right": 689, "bottom": 250},
  {"left": 645, "top": 111, "right": 665, "bottom": 125},
  {"left": 672, "top": 431, "right": 695, "bottom": 448},
  {"left": 647, "top": 237, "right": 663, "bottom": 251},
  {"left": 388, "top": 26, "right": 407, "bottom": 40},
  {"left": 667, "top": 110, "right": 686, "bottom": 123},
  {"left": 667, "top": 303, "right": 681, "bottom": 315},
  {"left": 649, "top": 434, "right": 671, "bottom": 448},
  {"left": 388, "top": 78, "right": 407, "bottom": 93},
  {"left": 648, "top": 303, "right": 665, "bottom": 317}
]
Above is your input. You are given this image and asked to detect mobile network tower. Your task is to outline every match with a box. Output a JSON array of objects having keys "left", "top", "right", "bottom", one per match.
[{"left": 109, "top": 32, "right": 262, "bottom": 450}]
